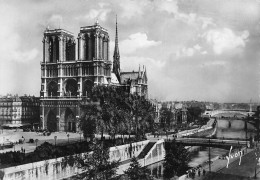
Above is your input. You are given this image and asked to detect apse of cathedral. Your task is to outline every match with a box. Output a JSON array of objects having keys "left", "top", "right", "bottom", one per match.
[{"left": 40, "top": 20, "right": 148, "bottom": 132}]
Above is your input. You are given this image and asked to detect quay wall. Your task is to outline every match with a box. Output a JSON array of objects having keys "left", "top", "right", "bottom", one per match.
[
  {"left": 0, "top": 139, "right": 165, "bottom": 180},
  {"left": 116, "top": 139, "right": 165, "bottom": 174}
]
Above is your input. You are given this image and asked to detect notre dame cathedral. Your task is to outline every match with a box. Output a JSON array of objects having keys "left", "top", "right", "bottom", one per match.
[{"left": 40, "top": 20, "right": 148, "bottom": 132}]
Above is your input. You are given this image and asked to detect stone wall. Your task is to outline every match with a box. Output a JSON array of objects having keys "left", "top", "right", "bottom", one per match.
[
  {"left": 0, "top": 140, "right": 163, "bottom": 180},
  {"left": 116, "top": 139, "right": 165, "bottom": 175}
]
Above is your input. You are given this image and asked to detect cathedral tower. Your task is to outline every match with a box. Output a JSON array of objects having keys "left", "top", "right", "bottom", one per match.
[{"left": 40, "top": 22, "right": 112, "bottom": 132}]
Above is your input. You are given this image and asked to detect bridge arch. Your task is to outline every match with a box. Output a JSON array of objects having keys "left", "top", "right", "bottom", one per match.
[{"left": 211, "top": 110, "right": 249, "bottom": 118}]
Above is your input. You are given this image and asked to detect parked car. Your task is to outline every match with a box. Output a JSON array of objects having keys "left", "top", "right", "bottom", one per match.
[{"left": 0, "top": 141, "right": 14, "bottom": 150}]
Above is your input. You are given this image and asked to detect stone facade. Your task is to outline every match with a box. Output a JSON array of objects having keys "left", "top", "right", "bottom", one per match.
[
  {"left": 40, "top": 21, "right": 112, "bottom": 132},
  {"left": 0, "top": 96, "right": 40, "bottom": 128},
  {"left": 40, "top": 20, "right": 149, "bottom": 132}
]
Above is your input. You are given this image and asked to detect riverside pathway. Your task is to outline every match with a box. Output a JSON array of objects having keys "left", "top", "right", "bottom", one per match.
[{"left": 184, "top": 145, "right": 260, "bottom": 180}]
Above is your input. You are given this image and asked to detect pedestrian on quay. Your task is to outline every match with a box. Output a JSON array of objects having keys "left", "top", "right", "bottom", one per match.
[
  {"left": 198, "top": 169, "right": 201, "bottom": 176},
  {"left": 203, "top": 169, "right": 206, "bottom": 176},
  {"left": 192, "top": 171, "right": 195, "bottom": 178},
  {"left": 186, "top": 171, "right": 190, "bottom": 178}
]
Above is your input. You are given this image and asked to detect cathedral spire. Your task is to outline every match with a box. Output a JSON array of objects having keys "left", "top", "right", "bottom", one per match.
[
  {"left": 113, "top": 15, "right": 121, "bottom": 83},
  {"left": 113, "top": 15, "right": 120, "bottom": 58},
  {"left": 138, "top": 64, "right": 141, "bottom": 78}
]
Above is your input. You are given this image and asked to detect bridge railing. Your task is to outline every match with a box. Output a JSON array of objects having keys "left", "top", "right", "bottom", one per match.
[{"left": 173, "top": 138, "right": 247, "bottom": 147}]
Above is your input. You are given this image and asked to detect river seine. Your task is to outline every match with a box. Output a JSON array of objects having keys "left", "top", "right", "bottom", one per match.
[{"left": 146, "top": 119, "right": 256, "bottom": 178}]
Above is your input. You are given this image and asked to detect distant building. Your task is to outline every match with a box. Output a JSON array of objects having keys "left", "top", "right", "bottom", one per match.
[
  {"left": 0, "top": 95, "right": 40, "bottom": 128},
  {"left": 120, "top": 68, "right": 148, "bottom": 98},
  {"left": 149, "top": 99, "right": 160, "bottom": 123}
]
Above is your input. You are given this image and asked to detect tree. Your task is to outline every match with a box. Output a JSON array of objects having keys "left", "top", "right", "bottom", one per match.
[
  {"left": 187, "top": 106, "right": 203, "bottom": 124},
  {"left": 79, "top": 85, "right": 156, "bottom": 143},
  {"left": 79, "top": 104, "right": 100, "bottom": 141},
  {"left": 160, "top": 107, "right": 173, "bottom": 130},
  {"left": 0, "top": 170, "right": 4, "bottom": 180},
  {"left": 124, "top": 157, "right": 153, "bottom": 180},
  {"left": 75, "top": 140, "right": 119, "bottom": 180},
  {"left": 163, "top": 139, "right": 190, "bottom": 179}
]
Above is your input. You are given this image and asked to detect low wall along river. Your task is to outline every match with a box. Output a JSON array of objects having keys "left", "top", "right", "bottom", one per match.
[{"left": 0, "top": 139, "right": 165, "bottom": 180}]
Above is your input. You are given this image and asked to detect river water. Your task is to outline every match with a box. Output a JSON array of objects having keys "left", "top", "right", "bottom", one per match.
[{"left": 147, "top": 119, "right": 256, "bottom": 178}]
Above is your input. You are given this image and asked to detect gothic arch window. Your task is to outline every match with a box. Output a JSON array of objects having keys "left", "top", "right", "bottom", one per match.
[
  {"left": 66, "top": 39, "right": 75, "bottom": 61},
  {"left": 65, "top": 65, "right": 68, "bottom": 76},
  {"left": 55, "top": 37, "right": 59, "bottom": 62},
  {"left": 82, "top": 80, "right": 93, "bottom": 97},
  {"left": 91, "top": 35, "right": 95, "bottom": 59},
  {"left": 47, "top": 81, "right": 58, "bottom": 97},
  {"left": 64, "top": 79, "right": 77, "bottom": 97},
  {"left": 49, "top": 38, "right": 54, "bottom": 63},
  {"left": 103, "top": 39, "right": 108, "bottom": 60},
  {"left": 85, "top": 34, "right": 88, "bottom": 60}
]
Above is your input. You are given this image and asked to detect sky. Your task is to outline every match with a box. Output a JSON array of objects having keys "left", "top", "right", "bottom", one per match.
[{"left": 0, "top": 0, "right": 260, "bottom": 103}]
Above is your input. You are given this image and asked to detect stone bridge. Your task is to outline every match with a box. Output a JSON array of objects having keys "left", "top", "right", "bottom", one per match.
[
  {"left": 166, "top": 137, "right": 247, "bottom": 148},
  {"left": 204, "top": 110, "right": 254, "bottom": 118}
]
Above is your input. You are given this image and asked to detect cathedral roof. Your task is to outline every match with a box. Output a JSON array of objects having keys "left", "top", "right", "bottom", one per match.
[
  {"left": 111, "top": 73, "right": 120, "bottom": 84},
  {"left": 103, "top": 77, "right": 109, "bottom": 85},
  {"left": 120, "top": 72, "right": 139, "bottom": 84}
]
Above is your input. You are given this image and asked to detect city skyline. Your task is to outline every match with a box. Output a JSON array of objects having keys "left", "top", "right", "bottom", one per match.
[{"left": 0, "top": 0, "right": 260, "bottom": 103}]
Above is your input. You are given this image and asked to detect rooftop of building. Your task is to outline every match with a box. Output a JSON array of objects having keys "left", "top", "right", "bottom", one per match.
[
  {"left": 111, "top": 73, "right": 120, "bottom": 84},
  {"left": 120, "top": 71, "right": 139, "bottom": 82},
  {"left": 0, "top": 95, "right": 40, "bottom": 102},
  {"left": 80, "top": 20, "right": 108, "bottom": 33},
  {"left": 44, "top": 28, "right": 74, "bottom": 36}
]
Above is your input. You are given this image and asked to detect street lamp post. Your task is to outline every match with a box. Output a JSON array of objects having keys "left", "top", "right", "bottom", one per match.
[
  {"left": 54, "top": 136, "right": 57, "bottom": 147},
  {"left": 79, "top": 132, "right": 82, "bottom": 142},
  {"left": 208, "top": 136, "right": 211, "bottom": 173},
  {"left": 255, "top": 148, "right": 258, "bottom": 179},
  {"left": 245, "top": 117, "right": 248, "bottom": 153},
  {"left": 67, "top": 134, "right": 70, "bottom": 144},
  {"left": 35, "top": 139, "right": 39, "bottom": 148}
]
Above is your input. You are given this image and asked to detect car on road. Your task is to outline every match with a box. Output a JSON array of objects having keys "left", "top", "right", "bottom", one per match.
[{"left": 0, "top": 141, "right": 14, "bottom": 150}]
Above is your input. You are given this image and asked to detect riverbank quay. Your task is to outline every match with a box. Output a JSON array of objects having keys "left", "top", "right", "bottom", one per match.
[
  {"left": 0, "top": 139, "right": 165, "bottom": 180},
  {"left": 0, "top": 129, "right": 135, "bottom": 154},
  {"left": 182, "top": 146, "right": 260, "bottom": 180}
]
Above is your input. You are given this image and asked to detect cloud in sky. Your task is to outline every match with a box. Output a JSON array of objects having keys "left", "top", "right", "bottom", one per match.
[
  {"left": 0, "top": 0, "right": 260, "bottom": 103},
  {"left": 204, "top": 28, "right": 249, "bottom": 55},
  {"left": 120, "top": 33, "right": 162, "bottom": 54},
  {"left": 119, "top": 0, "right": 145, "bottom": 19}
]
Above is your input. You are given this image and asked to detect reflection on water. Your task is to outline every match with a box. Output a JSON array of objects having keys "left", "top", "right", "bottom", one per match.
[
  {"left": 188, "top": 147, "right": 229, "bottom": 167},
  {"left": 216, "top": 119, "right": 255, "bottom": 139},
  {"left": 148, "top": 161, "right": 164, "bottom": 179},
  {"left": 146, "top": 119, "right": 256, "bottom": 179}
]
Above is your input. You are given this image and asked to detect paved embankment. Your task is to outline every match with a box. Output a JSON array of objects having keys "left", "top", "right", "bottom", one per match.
[{"left": 182, "top": 145, "right": 260, "bottom": 180}]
